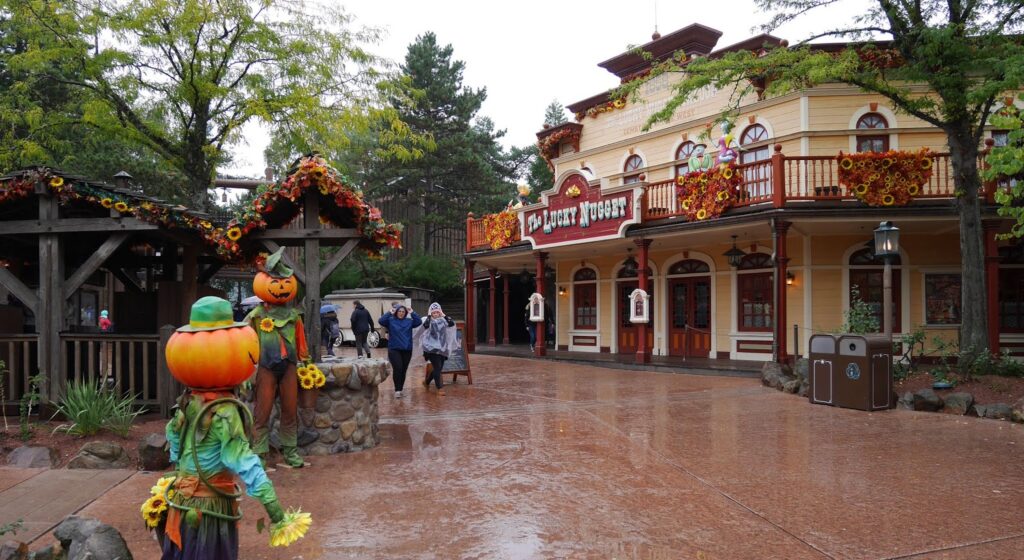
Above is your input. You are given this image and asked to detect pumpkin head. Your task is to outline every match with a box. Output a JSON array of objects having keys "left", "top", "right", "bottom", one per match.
[
  {"left": 254, "top": 271, "right": 297, "bottom": 304},
  {"left": 165, "top": 296, "right": 259, "bottom": 389}
]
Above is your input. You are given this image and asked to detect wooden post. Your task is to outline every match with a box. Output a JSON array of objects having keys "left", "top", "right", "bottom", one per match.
[
  {"left": 984, "top": 220, "right": 1001, "bottom": 354},
  {"left": 502, "top": 274, "right": 510, "bottom": 345},
  {"left": 534, "top": 252, "right": 547, "bottom": 357},
  {"left": 464, "top": 259, "right": 476, "bottom": 352},
  {"left": 156, "top": 324, "right": 180, "bottom": 417},
  {"left": 487, "top": 268, "right": 497, "bottom": 345},
  {"left": 181, "top": 245, "right": 198, "bottom": 326},
  {"left": 303, "top": 194, "right": 321, "bottom": 363},
  {"left": 465, "top": 212, "right": 475, "bottom": 252},
  {"left": 773, "top": 220, "right": 791, "bottom": 363},
  {"left": 771, "top": 145, "right": 786, "bottom": 208},
  {"left": 635, "top": 239, "right": 651, "bottom": 364},
  {"left": 38, "top": 193, "right": 63, "bottom": 401}
]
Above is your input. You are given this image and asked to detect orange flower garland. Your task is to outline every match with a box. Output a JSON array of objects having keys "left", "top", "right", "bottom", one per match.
[
  {"left": 482, "top": 210, "right": 520, "bottom": 250},
  {"left": 837, "top": 149, "right": 934, "bottom": 207},
  {"left": 676, "top": 164, "right": 741, "bottom": 221}
]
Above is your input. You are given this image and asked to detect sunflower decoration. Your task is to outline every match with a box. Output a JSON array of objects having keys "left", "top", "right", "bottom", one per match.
[
  {"left": 49, "top": 176, "right": 64, "bottom": 188},
  {"left": 837, "top": 148, "right": 934, "bottom": 207},
  {"left": 299, "top": 375, "right": 315, "bottom": 390},
  {"left": 675, "top": 163, "right": 741, "bottom": 222},
  {"left": 114, "top": 201, "right": 130, "bottom": 213},
  {"left": 269, "top": 508, "right": 313, "bottom": 547},
  {"left": 140, "top": 477, "right": 173, "bottom": 530},
  {"left": 259, "top": 317, "right": 275, "bottom": 333},
  {"left": 100, "top": 198, "right": 114, "bottom": 209},
  {"left": 226, "top": 226, "right": 242, "bottom": 241}
]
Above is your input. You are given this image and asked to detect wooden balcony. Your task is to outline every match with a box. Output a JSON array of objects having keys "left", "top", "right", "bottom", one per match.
[{"left": 465, "top": 147, "right": 993, "bottom": 252}]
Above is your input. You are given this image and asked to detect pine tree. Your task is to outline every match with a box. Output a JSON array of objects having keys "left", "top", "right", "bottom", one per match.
[{"left": 543, "top": 101, "right": 567, "bottom": 127}]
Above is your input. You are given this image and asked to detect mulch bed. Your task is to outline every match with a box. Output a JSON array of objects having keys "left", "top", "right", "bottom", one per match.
[
  {"left": 895, "top": 372, "right": 1024, "bottom": 411},
  {"left": 0, "top": 413, "right": 167, "bottom": 469}
]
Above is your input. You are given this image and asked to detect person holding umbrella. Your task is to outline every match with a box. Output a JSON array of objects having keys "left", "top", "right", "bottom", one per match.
[{"left": 319, "top": 304, "right": 339, "bottom": 357}]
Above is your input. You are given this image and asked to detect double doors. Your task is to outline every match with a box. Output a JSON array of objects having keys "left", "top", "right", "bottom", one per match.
[
  {"left": 617, "top": 280, "right": 654, "bottom": 354},
  {"left": 667, "top": 276, "right": 711, "bottom": 357}
]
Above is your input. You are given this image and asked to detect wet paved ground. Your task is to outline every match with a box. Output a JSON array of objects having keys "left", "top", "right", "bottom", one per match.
[{"left": 30, "top": 355, "right": 1024, "bottom": 558}]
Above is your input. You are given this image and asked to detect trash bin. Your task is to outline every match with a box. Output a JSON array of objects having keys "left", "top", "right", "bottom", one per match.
[{"left": 808, "top": 334, "right": 893, "bottom": 411}]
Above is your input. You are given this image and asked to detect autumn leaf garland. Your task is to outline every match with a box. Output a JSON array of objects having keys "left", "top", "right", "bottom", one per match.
[{"left": 837, "top": 149, "right": 934, "bottom": 207}]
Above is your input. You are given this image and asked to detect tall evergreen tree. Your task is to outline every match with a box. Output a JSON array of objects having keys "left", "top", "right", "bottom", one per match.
[
  {"left": 543, "top": 100, "right": 568, "bottom": 127},
  {"left": 365, "top": 32, "right": 512, "bottom": 254}
]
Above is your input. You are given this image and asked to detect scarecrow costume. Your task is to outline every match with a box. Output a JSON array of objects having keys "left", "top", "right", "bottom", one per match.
[
  {"left": 246, "top": 247, "right": 311, "bottom": 468},
  {"left": 148, "top": 296, "right": 310, "bottom": 559}
]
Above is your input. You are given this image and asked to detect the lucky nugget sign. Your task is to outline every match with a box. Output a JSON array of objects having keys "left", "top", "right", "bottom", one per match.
[{"left": 520, "top": 173, "right": 642, "bottom": 250}]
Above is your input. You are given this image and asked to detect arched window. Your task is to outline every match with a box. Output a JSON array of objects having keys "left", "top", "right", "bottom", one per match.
[
  {"left": 740, "top": 124, "right": 771, "bottom": 198},
  {"left": 849, "top": 247, "right": 901, "bottom": 331},
  {"left": 573, "top": 267, "right": 598, "bottom": 330},
  {"left": 623, "top": 154, "right": 644, "bottom": 184},
  {"left": 737, "top": 252, "right": 772, "bottom": 332},
  {"left": 668, "top": 259, "right": 710, "bottom": 275},
  {"left": 856, "top": 112, "right": 889, "bottom": 152},
  {"left": 674, "top": 142, "right": 706, "bottom": 177}
]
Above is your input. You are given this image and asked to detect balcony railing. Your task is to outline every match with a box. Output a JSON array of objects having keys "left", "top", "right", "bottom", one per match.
[{"left": 465, "top": 147, "right": 994, "bottom": 252}]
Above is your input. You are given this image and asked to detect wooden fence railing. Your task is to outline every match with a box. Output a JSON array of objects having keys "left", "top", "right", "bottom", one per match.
[
  {"left": 0, "top": 334, "right": 39, "bottom": 406},
  {"left": 61, "top": 334, "right": 162, "bottom": 408}
]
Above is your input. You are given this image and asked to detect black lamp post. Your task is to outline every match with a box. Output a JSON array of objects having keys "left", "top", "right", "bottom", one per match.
[
  {"left": 622, "top": 248, "right": 638, "bottom": 277},
  {"left": 724, "top": 235, "right": 746, "bottom": 268},
  {"left": 873, "top": 221, "right": 900, "bottom": 336}
]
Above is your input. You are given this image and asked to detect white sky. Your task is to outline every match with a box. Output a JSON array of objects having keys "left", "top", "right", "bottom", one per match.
[{"left": 221, "top": 0, "right": 870, "bottom": 178}]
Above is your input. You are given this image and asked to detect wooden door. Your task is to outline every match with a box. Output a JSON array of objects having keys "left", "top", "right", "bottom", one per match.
[
  {"left": 617, "top": 280, "right": 654, "bottom": 354},
  {"left": 667, "top": 277, "right": 712, "bottom": 357}
]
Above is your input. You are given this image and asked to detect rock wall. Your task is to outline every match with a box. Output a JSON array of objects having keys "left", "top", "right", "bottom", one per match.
[{"left": 263, "top": 358, "right": 391, "bottom": 456}]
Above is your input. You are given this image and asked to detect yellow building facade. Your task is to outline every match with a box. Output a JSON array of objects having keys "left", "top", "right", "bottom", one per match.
[{"left": 464, "top": 24, "right": 1014, "bottom": 364}]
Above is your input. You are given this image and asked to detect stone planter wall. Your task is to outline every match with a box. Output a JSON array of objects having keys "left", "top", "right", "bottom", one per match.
[{"left": 264, "top": 358, "right": 391, "bottom": 456}]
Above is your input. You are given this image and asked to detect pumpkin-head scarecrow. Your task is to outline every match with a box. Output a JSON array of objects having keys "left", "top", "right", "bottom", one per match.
[
  {"left": 146, "top": 296, "right": 311, "bottom": 558},
  {"left": 245, "top": 246, "right": 312, "bottom": 469}
]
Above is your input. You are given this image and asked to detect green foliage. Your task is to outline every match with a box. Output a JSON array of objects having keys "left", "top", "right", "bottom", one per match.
[
  {"left": 323, "top": 252, "right": 462, "bottom": 300},
  {"left": 54, "top": 380, "right": 141, "bottom": 437},
  {"left": 893, "top": 326, "right": 927, "bottom": 380},
  {"left": 18, "top": 374, "right": 44, "bottom": 441},
  {"left": 0, "top": 518, "right": 22, "bottom": 537},
  {"left": 543, "top": 100, "right": 567, "bottom": 127},
  {"left": 987, "top": 97, "right": 1024, "bottom": 236},
  {"left": 8, "top": 0, "right": 401, "bottom": 209},
  {"left": 840, "top": 286, "right": 880, "bottom": 334}
]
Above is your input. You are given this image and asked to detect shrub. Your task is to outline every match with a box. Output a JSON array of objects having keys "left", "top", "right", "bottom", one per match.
[
  {"left": 840, "top": 286, "right": 880, "bottom": 334},
  {"left": 54, "top": 380, "right": 141, "bottom": 437}
]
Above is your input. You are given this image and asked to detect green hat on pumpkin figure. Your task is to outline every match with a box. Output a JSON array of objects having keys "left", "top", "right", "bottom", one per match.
[{"left": 165, "top": 296, "right": 259, "bottom": 389}]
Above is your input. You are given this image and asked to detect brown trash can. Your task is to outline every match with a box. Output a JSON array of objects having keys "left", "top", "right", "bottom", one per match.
[{"left": 809, "top": 334, "right": 893, "bottom": 411}]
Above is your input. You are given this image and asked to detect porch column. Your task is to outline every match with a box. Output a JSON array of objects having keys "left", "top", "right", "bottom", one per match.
[
  {"left": 534, "top": 251, "right": 548, "bottom": 357},
  {"left": 37, "top": 192, "right": 63, "bottom": 401},
  {"left": 773, "top": 219, "right": 791, "bottom": 364},
  {"left": 635, "top": 238, "right": 652, "bottom": 364},
  {"left": 502, "top": 274, "right": 510, "bottom": 345},
  {"left": 487, "top": 268, "right": 497, "bottom": 345},
  {"left": 984, "top": 220, "right": 1001, "bottom": 354},
  {"left": 464, "top": 259, "right": 475, "bottom": 352}
]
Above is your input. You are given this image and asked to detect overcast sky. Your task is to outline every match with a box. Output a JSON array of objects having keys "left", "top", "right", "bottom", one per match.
[{"left": 221, "top": 0, "right": 869, "bottom": 179}]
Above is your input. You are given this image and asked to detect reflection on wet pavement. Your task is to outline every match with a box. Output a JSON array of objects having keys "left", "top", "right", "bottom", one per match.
[{"left": 65, "top": 355, "right": 1024, "bottom": 559}]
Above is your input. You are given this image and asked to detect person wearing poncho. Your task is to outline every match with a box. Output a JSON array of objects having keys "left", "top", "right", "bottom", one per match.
[
  {"left": 245, "top": 248, "right": 311, "bottom": 469},
  {"left": 150, "top": 296, "right": 310, "bottom": 559}
]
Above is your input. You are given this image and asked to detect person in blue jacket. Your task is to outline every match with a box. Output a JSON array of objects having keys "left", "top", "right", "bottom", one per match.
[{"left": 377, "top": 303, "right": 422, "bottom": 398}]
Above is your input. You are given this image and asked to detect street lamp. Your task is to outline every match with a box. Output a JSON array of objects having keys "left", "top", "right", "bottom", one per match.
[
  {"left": 873, "top": 221, "right": 900, "bottom": 336},
  {"left": 622, "top": 248, "right": 638, "bottom": 277},
  {"left": 724, "top": 235, "right": 746, "bottom": 268}
]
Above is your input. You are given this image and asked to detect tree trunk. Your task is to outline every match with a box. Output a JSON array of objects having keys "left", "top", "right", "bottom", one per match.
[{"left": 947, "top": 129, "right": 989, "bottom": 356}]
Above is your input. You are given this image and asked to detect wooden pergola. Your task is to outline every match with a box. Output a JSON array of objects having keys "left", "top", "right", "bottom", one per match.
[{"left": 0, "top": 158, "right": 400, "bottom": 413}]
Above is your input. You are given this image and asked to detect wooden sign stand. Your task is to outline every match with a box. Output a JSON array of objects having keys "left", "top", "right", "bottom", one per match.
[{"left": 443, "top": 320, "right": 472, "bottom": 384}]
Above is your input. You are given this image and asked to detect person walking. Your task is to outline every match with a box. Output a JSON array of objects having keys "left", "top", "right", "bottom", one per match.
[
  {"left": 419, "top": 302, "right": 455, "bottom": 396},
  {"left": 349, "top": 300, "right": 375, "bottom": 358},
  {"left": 320, "top": 307, "right": 339, "bottom": 357},
  {"left": 377, "top": 304, "right": 422, "bottom": 398},
  {"left": 524, "top": 305, "right": 536, "bottom": 352}
]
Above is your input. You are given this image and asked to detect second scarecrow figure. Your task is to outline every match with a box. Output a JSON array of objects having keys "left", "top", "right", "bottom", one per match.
[{"left": 246, "top": 247, "right": 311, "bottom": 469}]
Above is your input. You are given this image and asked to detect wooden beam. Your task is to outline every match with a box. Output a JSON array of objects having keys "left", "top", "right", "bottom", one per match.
[
  {"left": 62, "top": 233, "right": 130, "bottom": 300},
  {"left": 110, "top": 268, "right": 143, "bottom": 293},
  {"left": 0, "top": 217, "right": 159, "bottom": 235},
  {"left": 319, "top": 238, "right": 359, "bottom": 280},
  {"left": 259, "top": 240, "right": 306, "bottom": 285},
  {"left": 0, "top": 266, "right": 38, "bottom": 316},
  {"left": 197, "top": 262, "right": 224, "bottom": 285},
  {"left": 303, "top": 194, "right": 321, "bottom": 362},
  {"left": 247, "top": 228, "right": 358, "bottom": 240}
]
